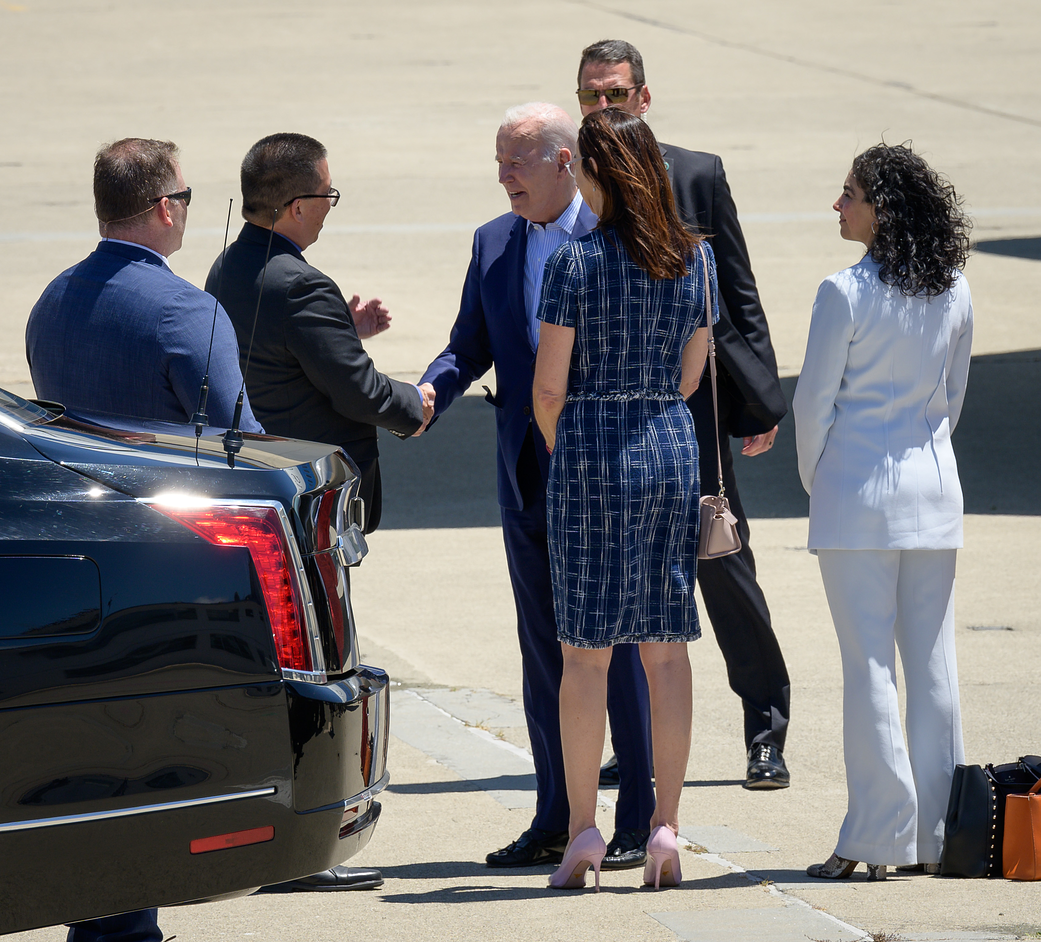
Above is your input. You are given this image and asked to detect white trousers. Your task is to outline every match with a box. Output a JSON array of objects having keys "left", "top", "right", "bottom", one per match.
[{"left": 817, "top": 549, "right": 964, "bottom": 866}]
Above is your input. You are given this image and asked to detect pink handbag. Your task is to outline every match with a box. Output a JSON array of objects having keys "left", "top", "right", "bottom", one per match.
[{"left": 695, "top": 242, "right": 741, "bottom": 561}]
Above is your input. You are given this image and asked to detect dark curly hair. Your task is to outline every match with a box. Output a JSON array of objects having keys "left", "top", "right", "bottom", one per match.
[{"left": 852, "top": 143, "right": 971, "bottom": 298}]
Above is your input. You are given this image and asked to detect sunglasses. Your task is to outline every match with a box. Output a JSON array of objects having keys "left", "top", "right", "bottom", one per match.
[
  {"left": 575, "top": 85, "right": 642, "bottom": 107},
  {"left": 150, "top": 187, "right": 192, "bottom": 206}
]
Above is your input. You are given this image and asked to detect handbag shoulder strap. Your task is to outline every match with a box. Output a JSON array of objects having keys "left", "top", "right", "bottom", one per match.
[{"left": 699, "top": 242, "right": 725, "bottom": 499}]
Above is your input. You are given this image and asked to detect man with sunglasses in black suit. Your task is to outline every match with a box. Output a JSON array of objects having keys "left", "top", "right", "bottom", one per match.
[{"left": 575, "top": 40, "right": 792, "bottom": 821}]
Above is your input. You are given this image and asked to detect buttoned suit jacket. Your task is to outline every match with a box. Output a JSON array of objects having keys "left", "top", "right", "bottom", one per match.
[
  {"left": 420, "top": 206, "right": 596, "bottom": 509},
  {"left": 27, "top": 240, "right": 260, "bottom": 430},
  {"left": 662, "top": 144, "right": 787, "bottom": 437},
  {"left": 207, "top": 223, "right": 423, "bottom": 489},
  {"left": 793, "top": 257, "right": 973, "bottom": 550}
]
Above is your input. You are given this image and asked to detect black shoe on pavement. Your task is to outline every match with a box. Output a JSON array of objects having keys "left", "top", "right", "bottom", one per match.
[
  {"left": 598, "top": 754, "right": 620, "bottom": 788},
  {"left": 601, "top": 827, "right": 650, "bottom": 869},
  {"left": 744, "top": 744, "right": 790, "bottom": 790},
  {"left": 485, "top": 827, "right": 569, "bottom": 868},
  {"left": 257, "top": 865, "right": 384, "bottom": 892}
]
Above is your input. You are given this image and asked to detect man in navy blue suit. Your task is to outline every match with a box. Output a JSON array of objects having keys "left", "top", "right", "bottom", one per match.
[
  {"left": 27, "top": 139, "right": 260, "bottom": 434},
  {"left": 26, "top": 137, "right": 261, "bottom": 942},
  {"left": 419, "top": 103, "right": 656, "bottom": 870}
]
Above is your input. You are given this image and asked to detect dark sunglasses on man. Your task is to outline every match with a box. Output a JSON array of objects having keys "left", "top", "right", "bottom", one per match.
[
  {"left": 575, "top": 85, "right": 642, "bottom": 107},
  {"left": 150, "top": 187, "right": 192, "bottom": 207}
]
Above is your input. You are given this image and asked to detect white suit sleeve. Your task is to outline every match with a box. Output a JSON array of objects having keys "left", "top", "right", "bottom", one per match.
[
  {"left": 792, "top": 277, "right": 855, "bottom": 495},
  {"left": 945, "top": 284, "right": 973, "bottom": 433}
]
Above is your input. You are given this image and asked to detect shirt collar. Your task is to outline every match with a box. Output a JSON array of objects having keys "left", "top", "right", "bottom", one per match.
[
  {"left": 102, "top": 238, "right": 170, "bottom": 267},
  {"left": 526, "top": 190, "right": 584, "bottom": 236}
]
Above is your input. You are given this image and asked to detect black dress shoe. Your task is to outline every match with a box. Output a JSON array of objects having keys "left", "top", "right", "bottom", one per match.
[
  {"left": 598, "top": 754, "right": 620, "bottom": 788},
  {"left": 257, "top": 865, "right": 384, "bottom": 892},
  {"left": 601, "top": 827, "right": 649, "bottom": 870},
  {"left": 744, "top": 743, "right": 790, "bottom": 789},
  {"left": 485, "top": 827, "right": 569, "bottom": 868}
]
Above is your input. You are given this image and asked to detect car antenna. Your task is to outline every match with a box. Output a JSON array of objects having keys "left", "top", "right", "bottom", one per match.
[
  {"left": 222, "top": 207, "right": 278, "bottom": 468},
  {"left": 193, "top": 199, "right": 234, "bottom": 464}
]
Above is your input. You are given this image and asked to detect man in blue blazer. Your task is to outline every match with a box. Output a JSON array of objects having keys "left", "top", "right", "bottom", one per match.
[
  {"left": 420, "top": 103, "right": 656, "bottom": 870},
  {"left": 26, "top": 138, "right": 260, "bottom": 942},
  {"left": 576, "top": 40, "right": 792, "bottom": 790},
  {"left": 27, "top": 139, "right": 259, "bottom": 434}
]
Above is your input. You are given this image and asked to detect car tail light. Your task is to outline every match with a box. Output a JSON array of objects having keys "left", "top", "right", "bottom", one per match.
[{"left": 150, "top": 501, "right": 325, "bottom": 681}]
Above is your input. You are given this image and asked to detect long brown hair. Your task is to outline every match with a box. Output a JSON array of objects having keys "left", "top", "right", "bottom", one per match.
[{"left": 577, "top": 109, "right": 699, "bottom": 279}]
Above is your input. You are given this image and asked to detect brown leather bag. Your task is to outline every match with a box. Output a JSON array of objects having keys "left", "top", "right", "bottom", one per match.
[{"left": 1003, "top": 777, "right": 1041, "bottom": 880}]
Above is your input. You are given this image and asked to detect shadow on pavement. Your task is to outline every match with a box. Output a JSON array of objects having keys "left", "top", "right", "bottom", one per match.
[
  {"left": 974, "top": 236, "right": 1041, "bottom": 261},
  {"left": 387, "top": 773, "right": 535, "bottom": 795},
  {"left": 377, "top": 350, "right": 1040, "bottom": 528}
]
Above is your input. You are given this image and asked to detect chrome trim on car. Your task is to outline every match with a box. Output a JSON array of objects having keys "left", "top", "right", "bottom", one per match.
[
  {"left": 349, "top": 769, "right": 390, "bottom": 805},
  {"left": 0, "top": 787, "right": 277, "bottom": 834}
]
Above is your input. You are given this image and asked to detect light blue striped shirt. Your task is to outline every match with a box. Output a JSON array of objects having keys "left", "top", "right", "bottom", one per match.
[{"left": 524, "top": 191, "right": 586, "bottom": 350}]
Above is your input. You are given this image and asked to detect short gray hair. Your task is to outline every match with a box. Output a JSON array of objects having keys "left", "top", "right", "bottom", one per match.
[{"left": 500, "top": 102, "right": 578, "bottom": 161}]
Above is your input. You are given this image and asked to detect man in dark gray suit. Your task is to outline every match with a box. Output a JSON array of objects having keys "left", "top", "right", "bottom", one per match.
[
  {"left": 577, "top": 40, "right": 792, "bottom": 794},
  {"left": 207, "top": 133, "right": 427, "bottom": 892},
  {"left": 207, "top": 132, "right": 431, "bottom": 535}
]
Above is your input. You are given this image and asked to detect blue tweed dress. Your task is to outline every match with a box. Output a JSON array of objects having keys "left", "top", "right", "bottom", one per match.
[{"left": 538, "top": 228, "right": 717, "bottom": 648}]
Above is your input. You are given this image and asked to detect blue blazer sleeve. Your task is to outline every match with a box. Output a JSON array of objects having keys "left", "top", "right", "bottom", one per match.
[{"left": 420, "top": 228, "right": 495, "bottom": 412}]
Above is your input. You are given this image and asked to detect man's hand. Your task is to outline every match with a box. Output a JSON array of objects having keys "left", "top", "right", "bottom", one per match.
[
  {"left": 413, "top": 382, "right": 436, "bottom": 436},
  {"left": 348, "top": 295, "right": 391, "bottom": 340},
  {"left": 741, "top": 425, "right": 778, "bottom": 457}
]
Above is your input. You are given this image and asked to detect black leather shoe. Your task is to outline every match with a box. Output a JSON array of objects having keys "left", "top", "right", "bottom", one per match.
[
  {"left": 257, "top": 865, "right": 384, "bottom": 892},
  {"left": 485, "top": 827, "right": 568, "bottom": 868},
  {"left": 601, "top": 827, "right": 649, "bottom": 869},
  {"left": 598, "top": 754, "right": 620, "bottom": 788},
  {"left": 744, "top": 744, "right": 790, "bottom": 789}
]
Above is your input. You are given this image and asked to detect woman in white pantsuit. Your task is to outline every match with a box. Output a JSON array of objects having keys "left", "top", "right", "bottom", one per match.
[{"left": 793, "top": 143, "right": 973, "bottom": 881}]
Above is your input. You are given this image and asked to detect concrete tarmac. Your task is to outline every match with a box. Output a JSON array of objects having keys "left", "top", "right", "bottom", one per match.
[{"left": 2, "top": 1, "right": 1039, "bottom": 939}]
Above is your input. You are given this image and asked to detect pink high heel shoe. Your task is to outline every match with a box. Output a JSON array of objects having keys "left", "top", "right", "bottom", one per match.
[
  {"left": 548, "top": 827, "right": 606, "bottom": 891},
  {"left": 643, "top": 825, "right": 681, "bottom": 888}
]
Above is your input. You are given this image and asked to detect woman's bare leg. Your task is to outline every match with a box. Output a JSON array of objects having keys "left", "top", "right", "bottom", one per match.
[
  {"left": 639, "top": 641, "right": 693, "bottom": 833},
  {"left": 559, "top": 642, "right": 613, "bottom": 838}
]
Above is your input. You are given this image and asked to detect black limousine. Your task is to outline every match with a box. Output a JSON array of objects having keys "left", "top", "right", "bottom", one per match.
[{"left": 0, "top": 388, "right": 389, "bottom": 933}]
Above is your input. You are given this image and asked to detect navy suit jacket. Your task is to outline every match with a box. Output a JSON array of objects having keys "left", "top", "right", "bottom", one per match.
[
  {"left": 26, "top": 240, "right": 260, "bottom": 430},
  {"left": 421, "top": 205, "right": 596, "bottom": 511},
  {"left": 662, "top": 144, "right": 787, "bottom": 437}
]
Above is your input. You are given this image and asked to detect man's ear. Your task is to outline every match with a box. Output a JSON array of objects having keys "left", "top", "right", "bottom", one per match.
[
  {"left": 638, "top": 84, "right": 652, "bottom": 116},
  {"left": 558, "top": 147, "right": 573, "bottom": 172},
  {"left": 154, "top": 199, "right": 174, "bottom": 229}
]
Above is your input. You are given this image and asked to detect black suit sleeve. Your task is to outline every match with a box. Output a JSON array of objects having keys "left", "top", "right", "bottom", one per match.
[
  {"left": 668, "top": 148, "right": 788, "bottom": 436},
  {"left": 282, "top": 270, "right": 423, "bottom": 436}
]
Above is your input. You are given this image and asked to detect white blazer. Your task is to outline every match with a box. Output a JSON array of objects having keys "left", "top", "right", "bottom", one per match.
[{"left": 793, "top": 256, "right": 973, "bottom": 550}]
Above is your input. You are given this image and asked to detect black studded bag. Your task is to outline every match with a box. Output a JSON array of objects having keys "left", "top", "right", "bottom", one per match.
[{"left": 940, "top": 756, "right": 1041, "bottom": 878}]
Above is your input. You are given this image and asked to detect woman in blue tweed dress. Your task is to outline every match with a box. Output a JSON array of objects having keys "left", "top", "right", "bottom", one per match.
[{"left": 533, "top": 108, "right": 715, "bottom": 891}]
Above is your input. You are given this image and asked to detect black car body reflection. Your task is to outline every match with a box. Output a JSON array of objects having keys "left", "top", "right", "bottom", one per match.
[{"left": 0, "top": 389, "right": 389, "bottom": 933}]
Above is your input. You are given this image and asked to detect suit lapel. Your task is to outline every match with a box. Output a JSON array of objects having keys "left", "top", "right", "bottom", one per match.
[
  {"left": 504, "top": 216, "right": 531, "bottom": 349},
  {"left": 660, "top": 144, "right": 676, "bottom": 193}
]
